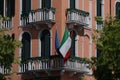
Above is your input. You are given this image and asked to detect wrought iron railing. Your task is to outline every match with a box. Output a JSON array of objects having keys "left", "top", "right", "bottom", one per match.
[
  {"left": 66, "top": 8, "right": 89, "bottom": 26},
  {"left": 20, "top": 8, "right": 56, "bottom": 26}
]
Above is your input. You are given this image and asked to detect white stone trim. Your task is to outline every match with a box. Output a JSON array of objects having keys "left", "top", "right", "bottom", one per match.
[
  {"left": 82, "top": 37, "right": 84, "bottom": 58},
  {"left": 84, "top": 32, "right": 92, "bottom": 58},
  {"left": 39, "top": 0, "right": 42, "bottom": 8},
  {"left": 101, "top": 0, "right": 104, "bottom": 19},
  {"left": 89, "top": 0, "right": 92, "bottom": 29},
  {"left": 75, "top": 0, "right": 79, "bottom": 9}
]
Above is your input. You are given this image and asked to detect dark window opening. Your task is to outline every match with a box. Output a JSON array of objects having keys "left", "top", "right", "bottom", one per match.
[
  {"left": 116, "top": 2, "right": 120, "bottom": 19},
  {"left": 42, "top": 0, "right": 51, "bottom": 9},
  {"left": 40, "top": 30, "right": 50, "bottom": 58},
  {"left": 22, "top": 0, "right": 31, "bottom": 13},
  {"left": 21, "top": 32, "right": 31, "bottom": 61},
  {"left": 0, "top": 0, "right": 15, "bottom": 17},
  {"left": 97, "top": 0, "right": 102, "bottom": 16},
  {"left": 70, "top": 30, "right": 76, "bottom": 57},
  {"left": 70, "top": 0, "right": 75, "bottom": 9}
]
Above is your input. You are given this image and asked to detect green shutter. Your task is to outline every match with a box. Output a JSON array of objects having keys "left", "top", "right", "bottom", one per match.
[
  {"left": 70, "top": 0, "right": 75, "bottom": 9},
  {"left": 45, "top": 33, "right": 50, "bottom": 57},
  {"left": 70, "top": 31, "right": 76, "bottom": 57},
  {"left": 22, "top": 33, "right": 31, "bottom": 61},
  {"left": 22, "top": 0, "right": 31, "bottom": 13},
  {"left": 45, "top": 0, "right": 51, "bottom": 9},
  {"left": 97, "top": 0, "right": 102, "bottom": 16},
  {"left": 26, "top": 0, "right": 31, "bottom": 12},
  {"left": 42, "top": 0, "right": 51, "bottom": 9},
  {"left": 0, "top": 0, "right": 4, "bottom": 16},
  {"left": 41, "top": 30, "right": 50, "bottom": 58}
]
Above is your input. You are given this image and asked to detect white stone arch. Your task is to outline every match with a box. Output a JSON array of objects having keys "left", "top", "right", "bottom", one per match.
[
  {"left": 84, "top": 32, "right": 92, "bottom": 58},
  {"left": 38, "top": 29, "right": 52, "bottom": 57}
]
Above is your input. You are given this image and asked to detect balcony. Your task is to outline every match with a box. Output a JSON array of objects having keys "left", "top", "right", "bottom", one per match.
[
  {"left": 0, "top": 16, "right": 12, "bottom": 30},
  {"left": 18, "top": 55, "right": 90, "bottom": 74},
  {"left": 20, "top": 8, "right": 56, "bottom": 28},
  {"left": 66, "top": 8, "right": 89, "bottom": 28},
  {"left": 0, "top": 64, "right": 11, "bottom": 75}
]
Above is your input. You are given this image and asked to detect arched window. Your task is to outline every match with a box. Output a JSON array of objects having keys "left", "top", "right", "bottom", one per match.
[
  {"left": 70, "top": 30, "right": 76, "bottom": 57},
  {"left": 21, "top": 32, "right": 31, "bottom": 61},
  {"left": 116, "top": 2, "right": 120, "bottom": 19},
  {"left": 40, "top": 30, "right": 50, "bottom": 58}
]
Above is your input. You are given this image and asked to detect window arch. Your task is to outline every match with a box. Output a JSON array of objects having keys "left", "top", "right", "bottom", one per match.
[
  {"left": 21, "top": 32, "right": 31, "bottom": 61},
  {"left": 40, "top": 29, "right": 50, "bottom": 58},
  {"left": 70, "top": 30, "right": 77, "bottom": 57},
  {"left": 116, "top": 2, "right": 120, "bottom": 19}
]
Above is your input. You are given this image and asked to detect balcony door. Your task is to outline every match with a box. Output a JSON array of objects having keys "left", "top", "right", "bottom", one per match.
[
  {"left": 40, "top": 30, "right": 50, "bottom": 58},
  {"left": 21, "top": 32, "right": 31, "bottom": 61}
]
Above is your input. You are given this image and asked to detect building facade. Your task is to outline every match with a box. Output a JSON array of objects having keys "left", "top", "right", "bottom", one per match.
[{"left": 0, "top": 0, "right": 119, "bottom": 80}]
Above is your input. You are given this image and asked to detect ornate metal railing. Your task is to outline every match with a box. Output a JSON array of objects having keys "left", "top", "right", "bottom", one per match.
[
  {"left": 66, "top": 8, "right": 89, "bottom": 27},
  {"left": 20, "top": 8, "right": 56, "bottom": 26},
  {"left": 18, "top": 55, "right": 90, "bottom": 74},
  {"left": 0, "top": 17, "right": 12, "bottom": 30}
]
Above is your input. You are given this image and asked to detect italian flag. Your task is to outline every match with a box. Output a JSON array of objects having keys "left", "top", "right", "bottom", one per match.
[{"left": 59, "top": 27, "right": 71, "bottom": 61}]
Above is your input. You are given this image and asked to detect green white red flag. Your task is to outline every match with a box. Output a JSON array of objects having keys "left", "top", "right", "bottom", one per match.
[{"left": 59, "top": 27, "right": 71, "bottom": 61}]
